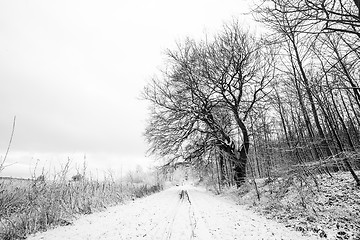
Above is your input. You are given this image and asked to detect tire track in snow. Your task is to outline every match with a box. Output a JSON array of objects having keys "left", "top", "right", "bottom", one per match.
[
  {"left": 149, "top": 189, "right": 197, "bottom": 240},
  {"left": 143, "top": 190, "right": 183, "bottom": 239}
]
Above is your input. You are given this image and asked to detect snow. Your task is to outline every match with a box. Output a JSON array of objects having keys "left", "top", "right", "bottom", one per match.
[
  {"left": 27, "top": 185, "right": 319, "bottom": 240},
  {"left": 234, "top": 171, "right": 360, "bottom": 239}
]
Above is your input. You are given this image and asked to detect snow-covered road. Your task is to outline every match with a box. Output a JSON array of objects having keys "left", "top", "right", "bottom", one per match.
[{"left": 27, "top": 186, "right": 318, "bottom": 240}]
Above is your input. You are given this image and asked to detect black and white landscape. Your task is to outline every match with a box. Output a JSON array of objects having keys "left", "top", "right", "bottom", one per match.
[{"left": 1, "top": 0, "right": 359, "bottom": 239}]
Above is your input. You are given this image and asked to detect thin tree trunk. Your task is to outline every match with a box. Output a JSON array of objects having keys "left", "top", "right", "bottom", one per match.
[
  {"left": 330, "top": 89, "right": 356, "bottom": 151},
  {"left": 341, "top": 91, "right": 360, "bottom": 145},
  {"left": 290, "top": 35, "right": 333, "bottom": 157},
  {"left": 347, "top": 90, "right": 360, "bottom": 128},
  {"left": 288, "top": 43, "right": 320, "bottom": 160}
]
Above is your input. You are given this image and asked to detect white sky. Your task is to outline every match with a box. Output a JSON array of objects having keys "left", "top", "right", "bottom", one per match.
[{"left": 0, "top": 0, "right": 255, "bottom": 179}]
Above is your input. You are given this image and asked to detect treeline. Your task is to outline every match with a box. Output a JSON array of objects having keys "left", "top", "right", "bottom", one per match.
[{"left": 144, "top": 0, "right": 360, "bottom": 187}]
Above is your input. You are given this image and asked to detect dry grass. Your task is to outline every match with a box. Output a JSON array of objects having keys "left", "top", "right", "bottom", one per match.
[
  {"left": 0, "top": 172, "right": 162, "bottom": 240},
  {"left": 229, "top": 171, "right": 360, "bottom": 240}
]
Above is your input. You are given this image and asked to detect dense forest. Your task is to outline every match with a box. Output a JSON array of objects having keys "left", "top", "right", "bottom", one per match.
[{"left": 144, "top": 0, "right": 360, "bottom": 188}]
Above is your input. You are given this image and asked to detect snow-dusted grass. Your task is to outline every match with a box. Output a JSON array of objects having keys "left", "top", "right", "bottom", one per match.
[
  {"left": 0, "top": 177, "right": 162, "bottom": 240},
  {"left": 232, "top": 171, "right": 360, "bottom": 240}
]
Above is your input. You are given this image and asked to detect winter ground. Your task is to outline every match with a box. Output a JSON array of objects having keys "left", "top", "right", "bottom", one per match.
[
  {"left": 27, "top": 185, "right": 318, "bottom": 240},
  {"left": 236, "top": 171, "right": 360, "bottom": 240}
]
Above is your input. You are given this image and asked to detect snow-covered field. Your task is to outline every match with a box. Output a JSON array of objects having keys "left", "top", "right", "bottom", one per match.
[{"left": 27, "top": 185, "right": 318, "bottom": 240}]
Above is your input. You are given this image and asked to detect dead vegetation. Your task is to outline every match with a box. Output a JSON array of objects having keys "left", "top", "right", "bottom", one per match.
[
  {"left": 0, "top": 167, "right": 163, "bottom": 240},
  {"left": 230, "top": 167, "right": 360, "bottom": 240},
  {"left": 0, "top": 117, "right": 164, "bottom": 240}
]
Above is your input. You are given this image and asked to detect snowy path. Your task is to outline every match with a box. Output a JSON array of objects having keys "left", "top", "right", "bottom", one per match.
[{"left": 27, "top": 186, "right": 318, "bottom": 240}]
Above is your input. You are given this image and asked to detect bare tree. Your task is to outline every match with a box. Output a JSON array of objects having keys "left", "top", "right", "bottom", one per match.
[
  {"left": 253, "top": 0, "right": 360, "bottom": 185},
  {"left": 255, "top": 0, "right": 360, "bottom": 38},
  {"left": 144, "top": 22, "right": 275, "bottom": 187}
]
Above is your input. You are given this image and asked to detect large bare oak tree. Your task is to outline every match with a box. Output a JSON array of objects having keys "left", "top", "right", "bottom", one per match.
[{"left": 144, "top": 23, "right": 275, "bottom": 187}]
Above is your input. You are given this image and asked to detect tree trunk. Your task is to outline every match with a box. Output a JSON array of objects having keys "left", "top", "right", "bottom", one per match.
[
  {"left": 232, "top": 112, "right": 250, "bottom": 187},
  {"left": 250, "top": 116, "right": 262, "bottom": 178},
  {"left": 218, "top": 151, "right": 226, "bottom": 183},
  {"left": 330, "top": 89, "right": 356, "bottom": 151},
  {"left": 290, "top": 36, "right": 333, "bottom": 157},
  {"left": 340, "top": 91, "right": 360, "bottom": 145},
  {"left": 288, "top": 43, "right": 320, "bottom": 160},
  {"left": 347, "top": 90, "right": 360, "bottom": 128}
]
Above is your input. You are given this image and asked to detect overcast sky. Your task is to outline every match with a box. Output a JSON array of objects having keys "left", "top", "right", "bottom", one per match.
[{"left": 0, "top": 0, "right": 254, "bottom": 179}]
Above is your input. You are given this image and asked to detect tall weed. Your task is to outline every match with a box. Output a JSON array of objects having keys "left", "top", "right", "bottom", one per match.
[{"left": 0, "top": 169, "right": 162, "bottom": 240}]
